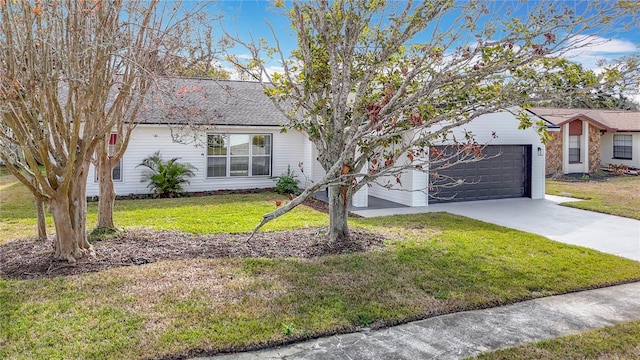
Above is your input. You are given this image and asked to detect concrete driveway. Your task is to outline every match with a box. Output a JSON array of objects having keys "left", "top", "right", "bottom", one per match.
[{"left": 352, "top": 195, "right": 640, "bottom": 262}]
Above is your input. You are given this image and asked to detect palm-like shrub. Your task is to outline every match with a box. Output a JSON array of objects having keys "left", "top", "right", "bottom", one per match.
[{"left": 137, "top": 151, "right": 196, "bottom": 198}]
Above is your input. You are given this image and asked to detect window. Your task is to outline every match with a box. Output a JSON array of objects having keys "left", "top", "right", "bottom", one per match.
[
  {"left": 613, "top": 134, "right": 632, "bottom": 160},
  {"left": 108, "top": 134, "right": 123, "bottom": 181},
  {"left": 207, "top": 134, "right": 271, "bottom": 177},
  {"left": 568, "top": 135, "right": 580, "bottom": 163},
  {"left": 111, "top": 160, "right": 123, "bottom": 181},
  {"left": 95, "top": 133, "right": 123, "bottom": 182}
]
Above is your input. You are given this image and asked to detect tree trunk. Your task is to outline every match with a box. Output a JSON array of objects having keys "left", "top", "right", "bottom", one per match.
[
  {"left": 35, "top": 197, "right": 47, "bottom": 241},
  {"left": 327, "top": 185, "right": 350, "bottom": 244},
  {"left": 96, "top": 151, "right": 116, "bottom": 230},
  {"left": 73, "top": 161, "right": 93, "bottom": 254},
  {"left": 49, "top": 161, "right": 94, "bottom": 264},
  {"left": 50, "top": 192, "right": 83, "bottom": 263}
]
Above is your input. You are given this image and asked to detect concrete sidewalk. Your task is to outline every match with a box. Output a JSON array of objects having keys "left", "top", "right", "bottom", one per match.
[{"left": 198, "top": 282, "right": 640, "bottom": 360}]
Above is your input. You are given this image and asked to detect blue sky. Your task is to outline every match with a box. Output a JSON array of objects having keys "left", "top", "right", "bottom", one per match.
[{"left": 212, "top": 0, "right": 639, "bottom": 86}]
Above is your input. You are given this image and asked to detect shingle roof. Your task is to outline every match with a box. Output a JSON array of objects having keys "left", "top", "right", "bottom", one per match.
[
  {"left": 529, "top": 107, "right": 640, "bottom": 132},
  {"left": 137, "top": 78, "right": 286, "bottom": 127}
]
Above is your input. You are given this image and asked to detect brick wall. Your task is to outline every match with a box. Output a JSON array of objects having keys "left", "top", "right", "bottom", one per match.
[
  {"left": 588, "top": 124, "right": 601, "bottom": 174},
  {"left": 545, "top": 130, "right": 563, "bottom": 175}
]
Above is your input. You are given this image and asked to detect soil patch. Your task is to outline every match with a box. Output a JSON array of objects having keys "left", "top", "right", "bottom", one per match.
[
  {"left": 87, "top": 187, "right": 272, "bottom": 202},
  {"left": 547, "top": 172, "right": 618, "bottom": 182},
  {"left": 0, "top": 228, "right": 386, "bottom": 280}
]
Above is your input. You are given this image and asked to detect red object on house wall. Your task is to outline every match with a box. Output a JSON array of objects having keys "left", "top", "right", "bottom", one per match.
[
  {"left": 108, "top": 133, "right": 118, "bottom": 155},
  {"left": 569, "top": 120, "right": 582, "bottom": 135}
]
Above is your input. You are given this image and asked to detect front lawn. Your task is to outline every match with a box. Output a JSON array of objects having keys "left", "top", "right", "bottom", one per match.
[
  {"left": 0, "top": 174, "right": 328, "bottom": 245},
  {"left": 2, "top": 174, "right": 640, "bottom": 359},
  {"left": 546, "top": 176, "right": 640, "bottom": 220},
  {"left": 473, "top": 319, "right": 640, "bottom": 360}
]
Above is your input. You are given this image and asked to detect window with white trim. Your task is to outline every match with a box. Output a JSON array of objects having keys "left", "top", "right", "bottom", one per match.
[
  {"left": 207, "top": 134, "right": 272, "bottom": 177},
  {"left": 613, "top": 134, "right": 632, "bottom": 160},
  {"left": 108, "top": 134, "right": 123, "bottom": 181},
  {"left": 95, "top": 133, "right": 123, "bottom": 182},
  {"left": 111, "top": 160, "right": 123, "bottom": 181},
  {"left": 568, "top": 135, "right": 580, "bottom": 163}
]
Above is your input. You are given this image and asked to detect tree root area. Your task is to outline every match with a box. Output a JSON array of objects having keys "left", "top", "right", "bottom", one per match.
[{"left": 0, "top": 228, "right": 386, "bottom": 280}]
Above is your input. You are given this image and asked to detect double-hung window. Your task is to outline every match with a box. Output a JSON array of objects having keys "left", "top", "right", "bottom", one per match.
[
  {"left": 108, "top": 134, "right": 123, "bottom": 181},
  {"left": 111, "top": 159, "right": 123, "bottom": 181},
  {"left": 613, "top": 134, "right": 632, "bottom": 160},
  {"left": 95, "top": 133, "right": 123, "bottom": 182},
  {"left": 568, "top": 135, "right": 581, "bottom": 163},
  {"left": 207, "top": 134, "right": 272, "bottom": 177}
]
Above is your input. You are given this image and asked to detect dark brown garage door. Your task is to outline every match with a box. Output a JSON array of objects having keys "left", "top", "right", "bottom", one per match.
[{"left": 429, "top": 145, "right": 531, "bottom": 203}]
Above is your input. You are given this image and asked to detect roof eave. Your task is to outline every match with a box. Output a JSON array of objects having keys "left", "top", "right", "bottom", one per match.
[{"left": 555, "top": 114, "right": 616, "bottom": 133}]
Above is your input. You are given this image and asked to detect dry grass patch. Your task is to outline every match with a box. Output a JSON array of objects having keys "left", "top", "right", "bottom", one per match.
[{"left": 546, "top": 176, "right": 640, "bottom": 219}]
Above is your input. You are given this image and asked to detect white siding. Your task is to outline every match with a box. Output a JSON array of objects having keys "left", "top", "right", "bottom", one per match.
[
  {"left": 369, "top": 163, "right": 429, "bottom": 206},
  {"left": 310, "top": 145, "right": 326, "bottom": 185},
  {"left": 301, "top": 138, "right": 316, "bottom": 188},
  {"left": 600, "top": 132, "right": 640, "bottom": 169},
  {"left": 86, "top": 125, "right": 309, "bottom": 196}
]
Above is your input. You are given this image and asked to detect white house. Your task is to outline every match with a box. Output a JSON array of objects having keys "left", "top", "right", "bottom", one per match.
[
  {"left": 88, "top": 79, "right": 551, "bottom": 207},
  {"left": 87, "top": 80, "right": 314, "bottom": 197}
]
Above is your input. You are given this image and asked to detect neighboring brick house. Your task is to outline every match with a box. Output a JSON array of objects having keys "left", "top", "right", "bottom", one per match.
[{"left": 530, "top": 108, "right": 640, "bottom": 175}]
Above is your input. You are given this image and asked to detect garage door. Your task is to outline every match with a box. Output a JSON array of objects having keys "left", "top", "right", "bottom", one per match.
[{"left": 429, "top": 145, "right": 531, "bottom": 203}]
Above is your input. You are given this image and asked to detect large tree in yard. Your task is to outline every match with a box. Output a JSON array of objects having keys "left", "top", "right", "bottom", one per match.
[
  {"left": 0, "top": 0, "right": 210, "bottom": 262},
  {"left": 230, "top": 0, "right": 639, "bottom": 243},
  {"left": 529, "top": 57, "right": 640, "bottom": 110}
]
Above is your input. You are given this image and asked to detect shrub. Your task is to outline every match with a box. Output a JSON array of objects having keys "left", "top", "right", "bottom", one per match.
[
  {"left": 274, "top": 165, "right": 301, "bottom": 195},
  {"left": 609, "top": 163, "right": 629, "bottom": 176},
  {"left": 137, "top": 151, "right": 196, "bottom": 198}
]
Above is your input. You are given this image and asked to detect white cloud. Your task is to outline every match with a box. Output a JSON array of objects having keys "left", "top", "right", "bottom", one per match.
[
  {"left": 559, "top": 34, "right": 638, "bottom": 70},
  {"left": 264, "top": 65, "right": 285, "bottom": 75},
  {"left": 570, "top": 35, "right": 637, "bottom": 54},
  {"left": 236, "top": 54, "right": 254, "bottom": 60},
  {"left": 222, "top": 64, "right": 285, "bottom": 81}
]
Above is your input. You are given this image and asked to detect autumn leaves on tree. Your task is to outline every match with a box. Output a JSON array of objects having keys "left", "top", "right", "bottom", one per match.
[{"left": 231, "top": 0, "right": 639, "bottom": 243}]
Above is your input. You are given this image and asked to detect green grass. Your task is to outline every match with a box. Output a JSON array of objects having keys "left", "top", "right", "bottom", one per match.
[
  {"left": 473, "top": 319, "right": 640, "bottom": 359},
  {"left": 1, "top": 174, "right": 327, "bottom": 243},
  {"left": 546, "top": 176, "right": 640, "bottom": 220},
  {"left": 2, "top": 174, "right": 640, "bottom": 359},
  {"left": 106, "top": 192, "right": 328, "bottom": 233}
]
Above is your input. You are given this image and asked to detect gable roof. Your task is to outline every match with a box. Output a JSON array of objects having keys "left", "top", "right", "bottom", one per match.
[
  {"left": 137, "top": 78, "right": 286, "bottom": 127},
  {"left": 529, "top": 107, "right": 640, "bottom": 132}
]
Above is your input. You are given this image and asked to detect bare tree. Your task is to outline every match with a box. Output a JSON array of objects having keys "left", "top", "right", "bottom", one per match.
[
  {"left": 94, "top": 9, "right": 225, "bottom": 232},
  {"left": 0, "top": 0, "right": 211, "bottom": 262},
  {"left": 229, "top": 0, "right": 639, "bottom": 243}
]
